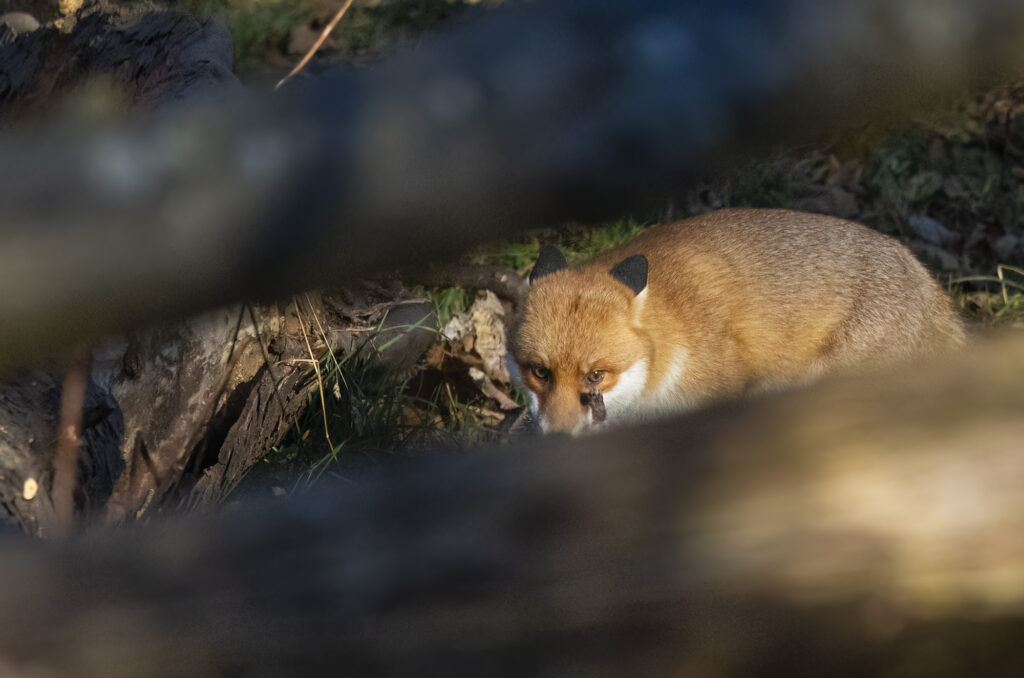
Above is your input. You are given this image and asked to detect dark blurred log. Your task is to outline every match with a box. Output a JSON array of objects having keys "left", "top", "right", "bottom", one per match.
[
  {"left": 0, "top": 335, "right": 1022, "bottom": 676},
  {"left": 3, "top": 0, "right": 1024, "bottom": 365}
]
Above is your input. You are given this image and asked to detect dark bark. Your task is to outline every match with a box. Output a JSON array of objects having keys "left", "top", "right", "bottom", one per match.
[
  {"left": 101, "top": 293, "right": 437, "bottom": 525},
  {"left": 0, "top": 0, "right": 239, "bottom": 121},
  {"left": 413, "top": 264, "right": 529, "bottom": 307},
  {"left": 0, "top": 371, "right": 122, "bottom": 537},
  {"left": 0, "top": 336, "right": 1021, "bottom": 676}
]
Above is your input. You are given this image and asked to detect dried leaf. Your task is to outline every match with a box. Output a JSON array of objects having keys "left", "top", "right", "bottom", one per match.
[{"left": 469, "top": 291, "right": 510, "bottom": 384}]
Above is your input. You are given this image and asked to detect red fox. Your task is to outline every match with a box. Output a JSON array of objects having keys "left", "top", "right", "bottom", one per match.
[{"left": 509, "top": 208, "right": 966, "bottom": 435}]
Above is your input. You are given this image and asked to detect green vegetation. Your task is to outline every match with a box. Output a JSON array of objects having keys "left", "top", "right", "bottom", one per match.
[
  {"left": 255, "top": 218, "right": 653, "bottom": 491},
  {"left": 428, "top": 283, "right": 472, "bottom": 329},
  {"left": 957, "top": 290, "right": 1024, "bottom": 325},
  {"left": 426, "top": 217, "right": 646, "bottom": 327},
  {"left": 464, "top": 217, "right": 647, "bottom": 273},
  {"left": 252, "top": 315, "right": 493, "bottom": 492},
  {"left": 183, "top": 0, "right": 498, "bottom": 70},
  {"left": 952, "top": 265, "right": 1024, "bottom": 326}
]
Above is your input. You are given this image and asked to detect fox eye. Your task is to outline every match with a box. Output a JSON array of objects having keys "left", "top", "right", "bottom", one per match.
[
  {"left": 585, "top": 370, "right": 605, "bottom": 386},
  {"left": 531, "top": 365, "right": 551, "bottom": 381}
]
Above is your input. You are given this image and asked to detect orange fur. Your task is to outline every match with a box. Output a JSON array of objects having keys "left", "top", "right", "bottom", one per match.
[{"left": 509, "top": 208, "right": 966, "bottom": 434}]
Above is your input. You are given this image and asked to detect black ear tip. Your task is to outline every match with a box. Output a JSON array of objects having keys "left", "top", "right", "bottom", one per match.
[
  {"left": 529, "top": 245, "right": 568, "bottom": 284},
  {"left": 609, "top": 254, "right": 648, "bottom": 296}
]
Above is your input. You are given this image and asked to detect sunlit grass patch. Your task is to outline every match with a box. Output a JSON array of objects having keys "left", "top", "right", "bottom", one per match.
[{"left": 952, "top": 265, "right": 1024, "bottom": 326}]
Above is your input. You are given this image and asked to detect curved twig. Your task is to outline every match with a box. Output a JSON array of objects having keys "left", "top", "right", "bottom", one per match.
[{"left": 275, "top": 0, "right": 356, "bottom": 91}]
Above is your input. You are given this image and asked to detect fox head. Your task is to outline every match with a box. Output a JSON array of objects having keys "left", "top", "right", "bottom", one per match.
[{"left": 510, "top": 245, "right": 650, "bottom": 435}]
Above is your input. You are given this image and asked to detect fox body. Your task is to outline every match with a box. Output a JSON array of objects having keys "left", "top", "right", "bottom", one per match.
[{"left": 510, "top": 208, "right": 965, "bottom": 435}]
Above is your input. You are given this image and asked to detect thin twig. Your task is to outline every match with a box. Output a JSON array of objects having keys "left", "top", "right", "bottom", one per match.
[
  {"left": 997, "top": 264, "right": 1024, "bottom": 305},
  {"left": 304, "top": 293, "right": 342, "bottom": 376},
  {"left": 950, "top": 275, "right": 1024, "bottom": 293},
  {"left": 50, "top": 345, "right": 92, "bottom": 536},
  {"left": 275, "top": 0, "right": 356, "bottom": 91}
]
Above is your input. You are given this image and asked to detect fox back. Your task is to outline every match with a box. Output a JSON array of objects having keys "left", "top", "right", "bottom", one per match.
[{"left": 510, "top": 208, "right": 965, "bottom": 434}]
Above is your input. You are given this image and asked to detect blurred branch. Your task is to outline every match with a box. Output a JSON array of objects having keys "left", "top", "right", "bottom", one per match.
[
  {"left": 1, "top": 334, "right": 1023, "bottom": 675},
  {"left": 50, "top": 346, "right": 91, "bottom": 536},
  {"left": 2, "top": 0, "right": 1024, "bottom": 366}
]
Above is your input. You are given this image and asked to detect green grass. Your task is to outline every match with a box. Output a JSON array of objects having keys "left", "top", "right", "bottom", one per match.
[
  {"left": 425, "top": 217, "right": 648, "bottom": 327},
  {"left": 252, "top": 303, "right": 498, "bottom": 492},
  {"left": 559, "top": 218, "right": 646, "bottom": 265},
  {"left": 183, "top": 0, "right": 495, "bottom": 70},
  {"left": 224, "top": 1, "right": 316, "bottom": 67},
  {"left": 955, "top": 289, "right": 1024, "bottom": 325},
  {"left": 427, "top": 284, "right": 472, "bottom": 329},
  {"left": 465, "top": 217, "right": 648, "bottom": 271},
  {"left": 951, "top": 265, "right": 1024, "bottom": 326}
]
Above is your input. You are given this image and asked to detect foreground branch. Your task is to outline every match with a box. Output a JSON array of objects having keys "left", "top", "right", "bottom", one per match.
[
  {"left": 2, "top": 0, "right": 1024, "bottom": 365},
  {"left": 0, "top": 336, "right": 1022, "bottom": 675}
]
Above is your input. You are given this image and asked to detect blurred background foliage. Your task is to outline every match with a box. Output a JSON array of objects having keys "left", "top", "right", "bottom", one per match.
[{"left": 184, "top": 0, "right": 511, "bottom": 70}]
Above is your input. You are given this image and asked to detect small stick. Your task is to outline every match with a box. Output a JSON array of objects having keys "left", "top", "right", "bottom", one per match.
[
  {"left": 51, "top": 345, "right": 92, "bottom": 536},
  {"left": 275, "top": 0, "right": 356, "bottom": 91}
]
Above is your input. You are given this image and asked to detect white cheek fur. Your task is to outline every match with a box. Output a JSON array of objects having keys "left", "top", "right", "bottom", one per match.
[
  {"left": 601, "top": 359, "right": 649, "bottom": 422},
  {"left": 652, "top": 348, "right": 689, "bottom": 411}
]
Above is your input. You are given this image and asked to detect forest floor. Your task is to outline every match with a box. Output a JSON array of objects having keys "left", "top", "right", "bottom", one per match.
[{"left": 137, "top": 0, "right": 1024, "bottom": 498}]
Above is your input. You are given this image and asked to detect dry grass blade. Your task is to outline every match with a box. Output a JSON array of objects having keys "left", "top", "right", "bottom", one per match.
[
  {"left": 274, "top": 0, "right": 356, "bottom": 91},
  {"left": 997, "top": 264, "right": 1024, "bottom": 305},
  {"left": 294, "top": 299, "right": 335, "bottom": 453},
  {"left": 245, "top": 303, "right": 302, "bottom": 435}
]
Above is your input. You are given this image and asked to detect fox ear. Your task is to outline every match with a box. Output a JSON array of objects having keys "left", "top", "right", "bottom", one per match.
[
  {"left": 609, "top": 254, "right": 648, "bottom": 295},
  {"left": 529, "top": 245, "right": 567, "bottom": 284}
]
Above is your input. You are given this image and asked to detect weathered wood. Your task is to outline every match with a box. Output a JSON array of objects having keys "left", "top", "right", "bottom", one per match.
[
  {"left": 0, "top": 370, "right": 122, "bottom": 537},
  {"left": 0, "top": 286, "right": 436, "bottom": 533},
  {"left": 98, "top": 293, "right": 437, "bottom": 524},
  {"left": 0, "top": 336, "right": 1022, "bottom": 676}
]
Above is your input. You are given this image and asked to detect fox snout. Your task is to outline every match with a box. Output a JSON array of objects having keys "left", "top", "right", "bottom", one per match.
[{"left": 537, "top": 387, "right": 592, "bottom": 435}]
